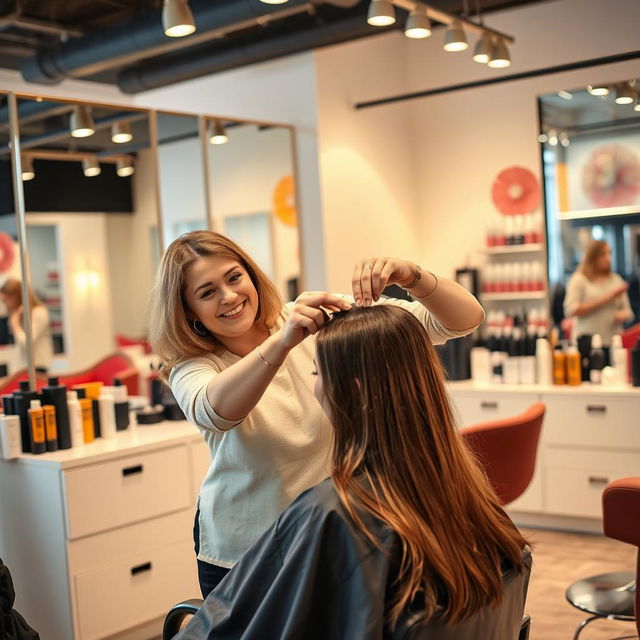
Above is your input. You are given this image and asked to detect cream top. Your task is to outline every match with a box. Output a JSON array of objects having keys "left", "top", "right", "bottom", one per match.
[
  {"left": 12, "top": 305, "right": 53, "bottom": 370},
  {"left": 170, "top": 296, "right": 477, "bottom": 567}
]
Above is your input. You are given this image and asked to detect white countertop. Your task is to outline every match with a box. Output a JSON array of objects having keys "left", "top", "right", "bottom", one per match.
[
  {"left": 6, "top": 420, "right": 202, "bottom": 469},
  {"left": 446, "top": 379, "right": 640, "bottom": 397}
]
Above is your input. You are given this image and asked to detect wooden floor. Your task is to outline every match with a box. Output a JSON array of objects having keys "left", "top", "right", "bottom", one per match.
[{"left": 522, "top": 527, "right": 637, "bottom": 640}]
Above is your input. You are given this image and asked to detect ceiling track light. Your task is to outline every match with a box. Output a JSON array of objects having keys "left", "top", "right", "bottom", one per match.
[
  {"left": 163, "top": 0, "right": 196, "bottom": 38},
  {"left": 70, "top": 105, "right": 95, "bottom": 138},
  {"left": 443, "top": 20, "right": 468, "bottom": 51},
  {"left": 111, "top": 122, "right": 133, "bottom": 144},
  {"left": 487, "top": 38, "right": 510, "bottom": 68},
  {"left": 404, "top": 8, "right": 431, "bottom": 38},
  {"left": 209, "top": 120, "right": 229, "bottom": 145},
  {"left": 259, "top": 0, "right": 288, "bottom": 5},
  {"left": 472, "top": 32, "right": 493, "bottom": 63},
  {"left": 116, "top": 158, "right": 135, "bottom": 177},
  {"left": 21, "top": 156, "right": 35, "bottom": 181},
  {"left": 587, "top": 84, "right": 609, "bottom": 97},
  {"left": 615, "top": 83, "right": 635, "bottom": 105},
  {"left": 367, "top": 0, "right": 396, "bottom": 27},
  {"left": 82, "top": 157, "right": 101, "bottom": 178}
]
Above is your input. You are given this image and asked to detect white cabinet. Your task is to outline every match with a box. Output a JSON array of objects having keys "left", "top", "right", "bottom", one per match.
[
  {"left": 448, "top": 382, "right": 640, "bottom": 527},
  {"left": 0, "top": 421, "right": 210, "bottom": 640}
]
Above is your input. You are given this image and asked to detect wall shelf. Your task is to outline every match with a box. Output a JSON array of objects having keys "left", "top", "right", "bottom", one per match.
[
  {"left": 485, "top": 243, "right": 543, "bottom": 254},
  {"left": 482, "top": 292, "right": 546, "bottom": 301},
  {"left": 557, "top": 205, "right": 640, "bottom": 221}
]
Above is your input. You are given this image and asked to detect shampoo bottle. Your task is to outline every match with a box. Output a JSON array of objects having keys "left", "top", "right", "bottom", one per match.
[
  {"left": 565, "top": 339, "right": 582, "bottom": 386},
  {"left": 13, "top": 381, "right": 39, "bottom": 453},
  {"left": 0, "top": 414, "right": 21, "bottom": 459},
  {"left": 535, "top": 337, "right": 552, "bottom": 385},
  {"left": 27, "top": 399, "right": 46, "bottom": 455},
  {"left": 589, "top": 334, "right": 606, "bottom": 384},
  {"left": 98, "top": 387, "right": 116, "bottom": 439},
  {"left": 41, "top": 377, "right": 71, "bottom": 449},
  {"left": 43, "top": 405, "right": 58, "bottom": 452},
  {"left": 112, "top": 380, "right": 130, "bottom": 431},
  {"left": 76, "top": 388, "right": 95, "bottom": 444},
  {"left": 610, "top": 334, "right": 628, "bottom": 385},
  {"left": 552, "top": 343, "right": 566, "bottom": 385},
  {"left": 67, "top": 390, "right": 84, "bottom": 448}
]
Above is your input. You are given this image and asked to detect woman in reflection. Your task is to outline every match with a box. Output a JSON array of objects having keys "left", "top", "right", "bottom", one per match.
[
  {"left": 0, "top": 278, "right": 53, "bottom": 374},
  {"left": 148, "top": 230, "right": 484, "bottom": 597},
  {"left": 176, "top": 306, "right": 530, "bottom": 639},
  {"left": 564, "top": 240, "right": 633, "bottom": 346}
]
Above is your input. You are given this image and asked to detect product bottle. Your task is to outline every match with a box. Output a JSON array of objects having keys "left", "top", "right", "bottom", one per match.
[
  {"left": 2, "top": 394, "right": 15, "bottom": 416},
  {"left": 76, "top": 388, "right": 95, "bottom": 444},
  {"left": 112, "top": 380, "right": 130, "bottom": 431},
  {"left": 589, "top": 334, "right": 606, "bottom": 384},
  {"left": 41, "top": 377, "right": 71, "bottom": 450},
  {"left": 610, "top": 335, "right": 628, "bottom": 385},
  {"left": 98, "top": 387, "right": 116, "bottom": 439},
  {"left": 74, "top": 382, "right": 103, "bottom": 438},
  {"left": 0, "top": 414, "right": 21, "bottom": 459},
  {"left": 43, "top": 405, "right": 58, "bottom": 452},
  {"left": 67, "top": 391, "right": 84, "bottom": 448},
  {"left": 552, "top": 343, "right": 566, "bottom": 385},
  {"left": 27, "top": 399, "right": 46, "bottom": 455},
  {"left": 535, "top": 337, "right": 553, "bottom": 385},
  {"left": 565, "top": 340, "right": 582, "bottom": 386},
  {"left": 13, "top": 381, "right": 39, "bottom": 453},
  {"left": 631, "top": 338, "right": 640, "bottom": 387}
]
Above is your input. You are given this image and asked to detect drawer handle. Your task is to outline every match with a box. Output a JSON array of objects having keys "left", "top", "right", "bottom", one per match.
[
  {"left": 586, "top": 405, "right": 607, "bottom": 414},
  {"left": 588, "top": 476, "right": 609, "bottom": 486},
  {"left": 481, "top": 402, "right": 498, "bottom": 410},
  {"left": 122, "top": 464, "right": 144, "bottom": 477},
  {"left": 131, "top": 562, "right": 152, "bottom": 576}
]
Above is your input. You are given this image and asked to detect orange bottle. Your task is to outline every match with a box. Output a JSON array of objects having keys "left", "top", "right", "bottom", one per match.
[
  {"left": 79, "top": 397, "right": 95, "bottom": 444},
  {"left": 28, "top": 400, "right": 46, "bottom": 454},
  {"left": 43, "top": 404, "right": 58, "bottom": 451},
  {"left": 552, "top": 343, "right": 566, "bottom": 385},
  {"left": 565, "top": 340, "right": 582, "bottom": 386}
]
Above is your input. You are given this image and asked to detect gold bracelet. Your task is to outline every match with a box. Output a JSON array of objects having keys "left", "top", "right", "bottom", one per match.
[
  {"left": 412, "top": 272, "right": 439, "bottom": 300},
  {"left": 257, "top": 349, "right": 281, "bottom": 368}
]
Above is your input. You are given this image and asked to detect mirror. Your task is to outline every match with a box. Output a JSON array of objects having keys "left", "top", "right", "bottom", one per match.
[
  {"left": 540, "top": 78, "right": 640, "bottom": 334},
  {"left": 0, "top": 92, "right": 26, "bottom": 376},
  {"left": 205, "top": 118, "right": 301, "bottom": 300},
  {"left": 156, "top": 111, "right": 209, "bottom": 248},
  {"left": 13, "top": 96, "right": 160, "bottom": 374}
]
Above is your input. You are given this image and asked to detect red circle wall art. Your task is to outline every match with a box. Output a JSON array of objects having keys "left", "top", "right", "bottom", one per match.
[
  {"left": 0, "top": 232, "right": 15, "bottom": 273},
  {"left": 582, "top": 144, "right": 640, "bottom": 208},
  {"left": 491, "top": 166, "right": 541, "bottom": 215}
]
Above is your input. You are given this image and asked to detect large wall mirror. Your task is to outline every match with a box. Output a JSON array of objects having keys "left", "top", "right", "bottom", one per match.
[
  {"left": 540, "top": 76, "right": 640, "bottom": 338},
  {"left": 3, "top": 97, "right": 303, "bottom": 380}
]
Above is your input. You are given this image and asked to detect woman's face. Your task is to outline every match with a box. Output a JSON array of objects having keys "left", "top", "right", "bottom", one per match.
[
  {"left": 183, "top": 255, "right": 260, "bottom": 340},
  {"left": 596, "top": 245, "right": 612, "bottom": 272}
]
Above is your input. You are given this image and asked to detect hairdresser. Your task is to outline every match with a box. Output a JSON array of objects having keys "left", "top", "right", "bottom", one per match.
[{"left": 148, "top": 231, "right": 484, "bottom": 598}]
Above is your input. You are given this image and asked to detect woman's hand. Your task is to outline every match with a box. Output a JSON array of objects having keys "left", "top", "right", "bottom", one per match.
[
  {"left": 352, "top": 258, "right": 417, "bottom": 306},
  {"left": 278, "top": 292, "right": 351, "bottom": 349},
  {"left": 608, "top": 283, "right": 629, "bottom": 301},
  {"left": 614, "top": 309, "right": 632, "bottom": 324}
]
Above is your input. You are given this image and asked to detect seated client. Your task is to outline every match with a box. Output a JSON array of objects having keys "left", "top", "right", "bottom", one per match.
[{"left": 176, "top": 305, "right": 531, "bottom": 639}]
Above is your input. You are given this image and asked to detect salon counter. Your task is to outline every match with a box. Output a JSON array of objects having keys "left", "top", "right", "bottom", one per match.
[
  {"left": 447, "top": 381, "right": 640, "bottom": 533},
  {"left": 0, "top": 420, "right": 211, "bottom": 640}
]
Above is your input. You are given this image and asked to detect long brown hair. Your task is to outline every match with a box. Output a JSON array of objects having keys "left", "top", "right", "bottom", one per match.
[
  {"left": 580, "top": 240, "right": 610, "bottom": 280},
  {"left": 148, "top": 231, "right": 281, "bottom": 378},
  {"left": 316, "top": 306, "right": 528, "bottom": 628},
  {"left": 0, "top": 277, "right": 40, "bottom": 310}
]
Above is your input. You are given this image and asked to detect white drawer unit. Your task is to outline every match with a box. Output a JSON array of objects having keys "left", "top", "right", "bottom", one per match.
[
  {"left": 0, "top": 421, "right": 204, "bottom": 640},
  {"left": 450, "top": 391, "right": 535, "bottom": 428}
]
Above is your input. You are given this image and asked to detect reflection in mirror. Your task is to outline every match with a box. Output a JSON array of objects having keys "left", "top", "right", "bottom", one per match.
[
  {"left": 206, "top": 118, "right": 301, "bottom": 301},
  {"left": 540, "top": 78, "right": 640, "bottom": 340},
  {"left": 0, "top": 92, "right": 24, "bottom": 376},
  {"left": 11, "top": 96, "right": 159, "bottom": 375},
  {"left": 156, "top": 112, "right": 208, "bottom": 248}
]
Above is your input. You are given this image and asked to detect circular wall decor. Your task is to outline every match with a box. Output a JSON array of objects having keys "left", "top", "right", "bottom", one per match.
[
  {"left": 582, "top": 144, "right": 640, "bottom": 208},
  {"left": 273, "top": 175, "right": 297, "bottom": 227},
  {"left": 491, "top": 166, "right": 541, "bottom": 215},
  {"left": 0, "top": 232, "right": 16, "bottom": 273}
]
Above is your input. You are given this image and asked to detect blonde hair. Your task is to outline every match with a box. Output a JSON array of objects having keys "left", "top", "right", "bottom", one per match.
[
  {"left": 316, "top": 306, "right": 528, "bottom": 628},
  {"left": 0, "top": 277, "right": 40, "bottom": 309},
  {"left": 580, "top": 240, "right": 610, "bottom": 280},
  {"left": 148, "top": 231, "right": 281, "bottom": 378}
]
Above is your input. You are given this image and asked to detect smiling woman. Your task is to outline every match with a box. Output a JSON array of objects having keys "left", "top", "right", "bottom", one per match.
[{"left": 147, "top": 229, "right": 484, "bottom": 598}]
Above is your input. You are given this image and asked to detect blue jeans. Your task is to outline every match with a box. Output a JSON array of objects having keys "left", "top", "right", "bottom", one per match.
[{"left": 193, "top": 507, "right": 231, "bottom": 599}]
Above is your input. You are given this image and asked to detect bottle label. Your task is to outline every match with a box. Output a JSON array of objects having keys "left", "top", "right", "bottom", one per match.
[{"left": 31, "top": 415, "right": 45, "bottom": 443}]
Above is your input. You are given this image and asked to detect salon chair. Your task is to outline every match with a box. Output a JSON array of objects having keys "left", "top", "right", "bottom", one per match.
[
  {"left": 56, "top": 352, "right": 140, "bottom": 396},
  {"left": 565, "top": 477, "right": 640, "bottom": 640},
  {"left": 460, "top": 403, "right": 545, "bottom": 506}
]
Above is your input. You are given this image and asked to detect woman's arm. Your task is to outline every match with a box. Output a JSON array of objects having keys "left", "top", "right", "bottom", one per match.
[
  {"left": 204, "top": 292, "right": 350, "bottom": 426},
  {"left": 571, "top": 284, "right": 628, "bottom": 317},
  {"left": 353, "top": 258, "right": 484, "bottom": 331}
]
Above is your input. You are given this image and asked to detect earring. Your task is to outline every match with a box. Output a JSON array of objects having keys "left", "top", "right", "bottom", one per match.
[{"left": 191, "top": 319, "right": 210, "bottom": 337}]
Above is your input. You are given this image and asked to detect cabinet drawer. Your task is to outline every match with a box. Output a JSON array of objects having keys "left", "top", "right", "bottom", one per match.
[
  {"left": 544, "top": 447, "right": 640, "bottom": 519},
  {"left": 74, "top": 539, "right": 197, "bottom": 640},
  {"left": 450, "top": 393, "right": 535, "bottom": 428},
  {"left": 64, "top": 445, "right": 191, "bottom": 539},
  {"left": 542, "top": 395, "right": 640, "bottom": 449}
]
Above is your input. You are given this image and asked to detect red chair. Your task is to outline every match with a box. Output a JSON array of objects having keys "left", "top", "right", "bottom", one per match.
[
  {"left": 57, "top": 353, "right": 140, "bottom": 396},
  {"left": 460, "top": 403, "right": 545, "bottom": 505},
  {"left": 565, "top": 478, "right": 639, "bottom": 638},
  {"left": 116, "top": 333, "right": 152, "bottom": 355}
]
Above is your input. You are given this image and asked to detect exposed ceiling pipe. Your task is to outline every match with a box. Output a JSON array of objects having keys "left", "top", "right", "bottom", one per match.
[
  {"left": 20, "top": 0, "right": 324, "bottom": 85},
  {"left": 118, "top": 15, "right": 384, "bottom": 94}
]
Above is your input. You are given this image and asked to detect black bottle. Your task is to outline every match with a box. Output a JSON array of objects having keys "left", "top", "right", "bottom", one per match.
[
  {"left": 632, "top": 338, "right": 640, "bottom": 387},
  {"left": 13, "top": 381, "right": 41, "bottom": 453},
  {"left": 41, "top": 377, "right": 72, "bottom": 449},
  {"left": 2, "top": 393, "right": 15, "bottom": 415},
  {"left": 589, "top": 334, "right": 606, "bottom": 384}
]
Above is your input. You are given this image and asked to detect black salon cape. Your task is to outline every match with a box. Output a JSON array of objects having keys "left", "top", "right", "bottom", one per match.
[{"left": 177, "top": 478, "right": 402, "bottom": 640}]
